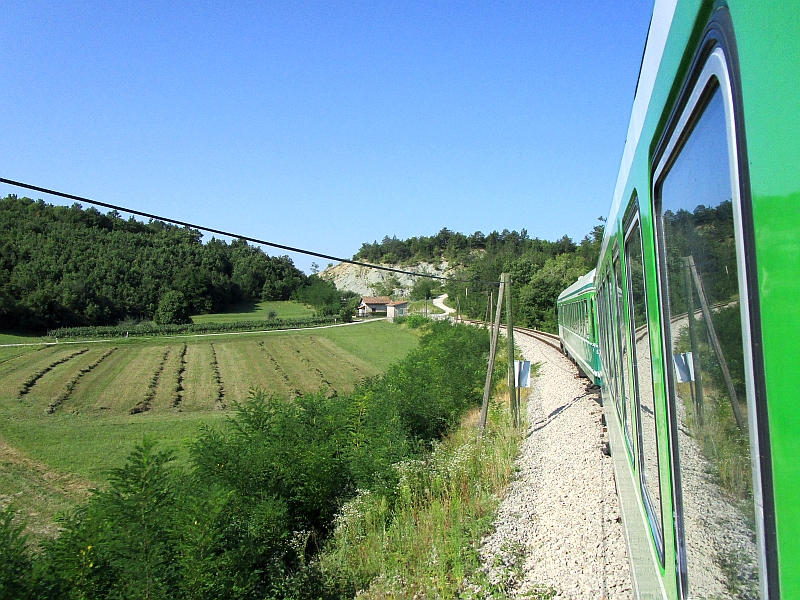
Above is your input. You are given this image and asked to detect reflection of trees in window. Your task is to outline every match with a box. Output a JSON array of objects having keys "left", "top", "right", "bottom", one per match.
[
  {"left": 625, "top": 219, "right": 663, "bottom": 553},
  {"left": 659, "top": 85, "right": 759, "bottom": 598},
  {"left": 613, "top": 256, "right": 635, "bottom": 456}
]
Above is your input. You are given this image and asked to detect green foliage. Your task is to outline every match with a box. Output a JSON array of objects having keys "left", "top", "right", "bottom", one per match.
[
  {"left": 370, "top": 275, "right": 402, "bottom": 298},
  {"left": 0, "top": 196, "right": 310, "bottom": 333},
  {"left": 41, "top": 437, "right": 180, "bottom": 599},
  {"left": 339, "top": 297, "right": 359, "bottom": 323},
  {"left": 0, "top": 505, "right": 35, "bottom": 599},
  {"left": 320, "top": 380, "right": 524, "bottom": 598},
  {"left": 293, "top": 275, "right": 358, "bottom": 317},
  {"left": 356, "top": 221, "right": 605, "bottom": 334},
  {"left": 153, "top": 290, "right": 192, "bottom": 325},
  {"left": 409, "top": 277, "right": 441, "bottom": 300},
  {"left": 48, "top": 315, "right": 336, "bottom": 339},
  {"left": 371, "top": 321, "right": 489, "bottom": 441}
]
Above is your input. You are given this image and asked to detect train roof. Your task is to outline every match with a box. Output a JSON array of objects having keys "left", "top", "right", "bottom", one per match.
[{"left": 557, "top": 268, "right": 596, "bottom": 303}]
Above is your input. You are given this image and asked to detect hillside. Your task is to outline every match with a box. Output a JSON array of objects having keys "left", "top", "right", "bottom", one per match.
[
  {"left": 0, "top": 196, "right": 352, "bottom": 333},
  {"left": 320, "top": 260, "right": 452, "bottom": 297},
  {"left": 328, "top": 224, "right": 605, "bottom": 331}
]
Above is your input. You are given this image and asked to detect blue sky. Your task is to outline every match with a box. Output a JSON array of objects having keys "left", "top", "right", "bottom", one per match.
[{"left": 1, "top": 1, "right": 654, "bottom": 273}]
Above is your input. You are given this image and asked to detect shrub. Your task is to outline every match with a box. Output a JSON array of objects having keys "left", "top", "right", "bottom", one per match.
[
  {"left": 154, "top": 290, "right": 192, "bottom": 325},
  {"left": 0, "top": 505, "right": 35, "bottom": 600}
]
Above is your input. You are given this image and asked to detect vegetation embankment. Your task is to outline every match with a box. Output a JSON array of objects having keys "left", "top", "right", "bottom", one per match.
[
  {"left": 353, "top": 224, "right": 604, "bottom": 332},
  {"left": 1, "top": 319, "right": 518, "bottom": 599},
  {"left": 0, "top": 195, "right": 357, "bottom": 334},
  {"left": 0, "top": 322, "right": 416, "bottom": 542},
  {"left": 47, "top": 315, "right": 340, "bottom": 340}
]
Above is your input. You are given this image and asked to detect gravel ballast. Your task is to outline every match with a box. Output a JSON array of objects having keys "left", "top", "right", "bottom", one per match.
[{"left": 473, "top": 332, "right": 633, "bottom": 599}]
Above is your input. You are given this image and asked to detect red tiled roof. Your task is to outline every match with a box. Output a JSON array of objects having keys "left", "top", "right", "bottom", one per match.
[
  {"left": 360, "top": 296, "right": 392, "bottom": 304},
  {"left": 388, "top": 300, "right": 408, "bottom": 306}
]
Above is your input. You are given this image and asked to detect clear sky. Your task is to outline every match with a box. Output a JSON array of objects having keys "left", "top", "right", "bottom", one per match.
[{"left": 1, "top": 0, "right": 654, "bottom": 273}]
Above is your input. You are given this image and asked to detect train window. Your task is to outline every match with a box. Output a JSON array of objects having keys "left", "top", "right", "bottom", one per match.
[
  {"left": 654, "top": 50, "right": 764, "bottom": 598},
  {"left": 625, "top": 213, "right": 664, "bottom": 559},
  {"left": 612, "top": 251, "right": 635, "bottom": 460},
  {"left": 600, "top": 271, "right": 621, "bottom": 417}
]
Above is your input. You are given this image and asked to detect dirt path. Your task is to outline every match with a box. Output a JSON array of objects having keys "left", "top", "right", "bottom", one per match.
[
  {"left": 432, "top": 293, "right": 455, "bottom": 315},
  {"left": 474, "top": 333, "right": 632, "bottom": 599}
]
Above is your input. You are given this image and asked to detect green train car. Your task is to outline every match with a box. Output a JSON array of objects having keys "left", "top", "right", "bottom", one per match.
[
  {"left": 589, "top": 0, "right": 800, "bottom": 597},
  {"left": 556, "top": 269, "right": 602, "bottom": 386}
]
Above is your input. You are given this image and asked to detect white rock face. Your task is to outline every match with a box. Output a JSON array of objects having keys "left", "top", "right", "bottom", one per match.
[{"left": 319, "top": 261, "right": 452, "bottom": 296}]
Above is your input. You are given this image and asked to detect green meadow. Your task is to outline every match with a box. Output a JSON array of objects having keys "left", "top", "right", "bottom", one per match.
[
  {"left": 0, "top": 319, "right": 418, "bottom": 542},
  {"left": 190, "top": 299, "right": 315, "bottom": 323}
]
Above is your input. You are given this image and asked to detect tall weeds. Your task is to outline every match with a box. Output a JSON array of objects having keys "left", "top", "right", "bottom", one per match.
[{"left": 320, "top": 392, "right": 524, "bottom": 598}]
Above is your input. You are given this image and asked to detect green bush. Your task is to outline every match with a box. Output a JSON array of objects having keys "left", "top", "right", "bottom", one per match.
[
  {"left": 154, "top": 290, "right": 192, "bottom": 325},
  {"left": 0, "top": 505, "right": 35, "bottom": 600}
]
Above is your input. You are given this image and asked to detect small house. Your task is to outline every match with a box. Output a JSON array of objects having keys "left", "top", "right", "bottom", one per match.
[
  {"left": 386, "top": 301, "right": 408, "bottom": 322},
  {"left": 358, "top": 296, "right": 392, "bottom": 317}
]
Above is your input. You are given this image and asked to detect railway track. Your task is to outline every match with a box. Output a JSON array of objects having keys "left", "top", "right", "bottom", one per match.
[{"left": 460, "top": 318, "right": 563, "bottom": 352}]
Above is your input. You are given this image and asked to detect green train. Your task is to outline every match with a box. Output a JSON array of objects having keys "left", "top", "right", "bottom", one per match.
[
  {"left": 556, "top": 269, "right": 602, "bottom": 386},
  {"left": 557, "top": 0, "right": 800, "bottom": 597}
]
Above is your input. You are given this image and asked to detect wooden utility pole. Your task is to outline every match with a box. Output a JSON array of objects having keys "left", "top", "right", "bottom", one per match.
[
  {"left": 682, "top": 257, "right": 704, "bottom": 424},
  {"left": 687, "top": 256, "right": 747, "bottom": 433},
  {"left": 479, "top": 282, "right": 504, "bottom": 432},
  {"left": 504, "top": 273, "right": 518, "bottom": 427}
]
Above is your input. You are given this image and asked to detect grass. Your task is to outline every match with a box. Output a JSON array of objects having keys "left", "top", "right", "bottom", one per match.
[
  {"left": 0, "top": 333, "right": 51, "bottom": 346},
  {"left": 319, "top": 359, "right": 529, "bottom": 598},
  {"left": 408, "top": 299, "right": 445, "bottom": 315},
  {"left": 190, "top": 299, "right": 315, "bottom": 323},
  {"left": 0, "top": 320, "right": 418, "bottom": 545}
]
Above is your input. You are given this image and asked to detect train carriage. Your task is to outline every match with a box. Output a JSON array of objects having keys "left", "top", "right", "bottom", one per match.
[
  {"left": 556, "top": 269, "right": 602, "bottom": 386},
  {"left": 576, "top": 0, "right": 800, "bottom": 598}
]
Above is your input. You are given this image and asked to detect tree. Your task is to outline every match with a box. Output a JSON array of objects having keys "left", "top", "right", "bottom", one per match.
[
  {"left": 410, "top": 277, "right": 441, "bottom": 301},
  {"left": 153, "top": 291, "right": 191, "bottom": 325}
]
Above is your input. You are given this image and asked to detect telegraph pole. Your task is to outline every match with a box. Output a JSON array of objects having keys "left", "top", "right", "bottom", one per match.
[
  {"left": 479, "top": 281, "right": 504, "bottom": 432},
  {"left": 504, "top": 273, "right": 518, "bottom": 427}
]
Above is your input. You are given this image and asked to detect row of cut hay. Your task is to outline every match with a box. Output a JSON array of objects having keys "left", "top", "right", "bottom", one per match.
[
  {"left": 209, "top": 343, "right": 225, "bottom": 410},
  {"left": 296, "top": 335, "right": 375, "bottom": 392},
  {"left": 47, "top": 348, "right": 117, "bottom": 413},
  {"left": 16, "top": 348, "right": 88, "bottom": 398},
  {"left": 129, "top": 347, "right": 171, "bottom": 414},
  {"left": 172, "top": 343, "right": 188, "bottom": 408},
  {"left": 179, "top": 344, "right": 219, "bottom": 411},
  {"left": 258, "top": 341, "right": 297, "bottom": 398},
  {"left": 3, "top": 335, "right": 376, "bottom": 416}
]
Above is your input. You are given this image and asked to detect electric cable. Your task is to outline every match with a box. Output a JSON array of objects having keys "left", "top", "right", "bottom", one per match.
[{"left": 1, "top": 178, "right": 502, "bottom": 284}]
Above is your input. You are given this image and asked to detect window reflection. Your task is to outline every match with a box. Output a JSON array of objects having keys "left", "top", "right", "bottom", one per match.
[
  {"left": 613, "top": 255, "right": 635, "bottom": 456},
  {"left": 658, "top": 85, "right": 759, "bottom": 598},
  {"left": 625, "top": 218, "right": 663, "bottom": 553}
]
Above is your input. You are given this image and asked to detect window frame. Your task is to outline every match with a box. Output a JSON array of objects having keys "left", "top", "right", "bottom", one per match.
[
  {"left": 612, "top": 245, "right": 636, "bottom": 464},
  {"left": 624, "top": 206, "right": 665, "bottom": 564},
  {"left": 651, "top": 23, "right": 773, "bottom": 597}
]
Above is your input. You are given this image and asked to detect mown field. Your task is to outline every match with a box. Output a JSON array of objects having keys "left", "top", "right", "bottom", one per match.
[
  {"left": 0, "top": 320, "right": 418, "bottom": 542},
  {"left": 190, "top": 299, "right": 315, "bottom": 323}
]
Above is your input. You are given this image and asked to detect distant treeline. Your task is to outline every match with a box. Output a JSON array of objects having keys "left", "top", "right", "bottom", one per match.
[
  {"left": 0, "top": 196, "right": 350, "bottom": 333},
  {"left": 355, "top": 224, "right": 605, "bottom": 332}
]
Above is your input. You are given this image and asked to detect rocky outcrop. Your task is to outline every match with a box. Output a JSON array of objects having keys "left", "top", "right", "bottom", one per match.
[{"left": 320, "top": 261, "right": 452, "bottom": 296}]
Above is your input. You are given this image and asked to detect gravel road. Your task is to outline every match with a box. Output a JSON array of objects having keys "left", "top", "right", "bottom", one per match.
[{"left": 473, "top": 332, "right": 633, "bottom": 599}]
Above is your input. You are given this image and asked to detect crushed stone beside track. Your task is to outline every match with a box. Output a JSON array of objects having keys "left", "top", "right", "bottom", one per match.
[{"left": 472, "top": 332, "right": 633, "bottom": 599}]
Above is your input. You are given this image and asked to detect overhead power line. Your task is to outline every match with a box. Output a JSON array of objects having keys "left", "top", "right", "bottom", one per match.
[{"left": 1, "top": 178, "right": 495, "bottom": 283}]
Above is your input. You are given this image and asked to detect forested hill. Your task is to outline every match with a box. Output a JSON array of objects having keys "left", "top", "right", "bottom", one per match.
[
  {"left": 0, "top": 196, "right": 309, "bottom": 332},
  {"left": 355, "top": 224, "right": 604, "bottom": 332}
]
